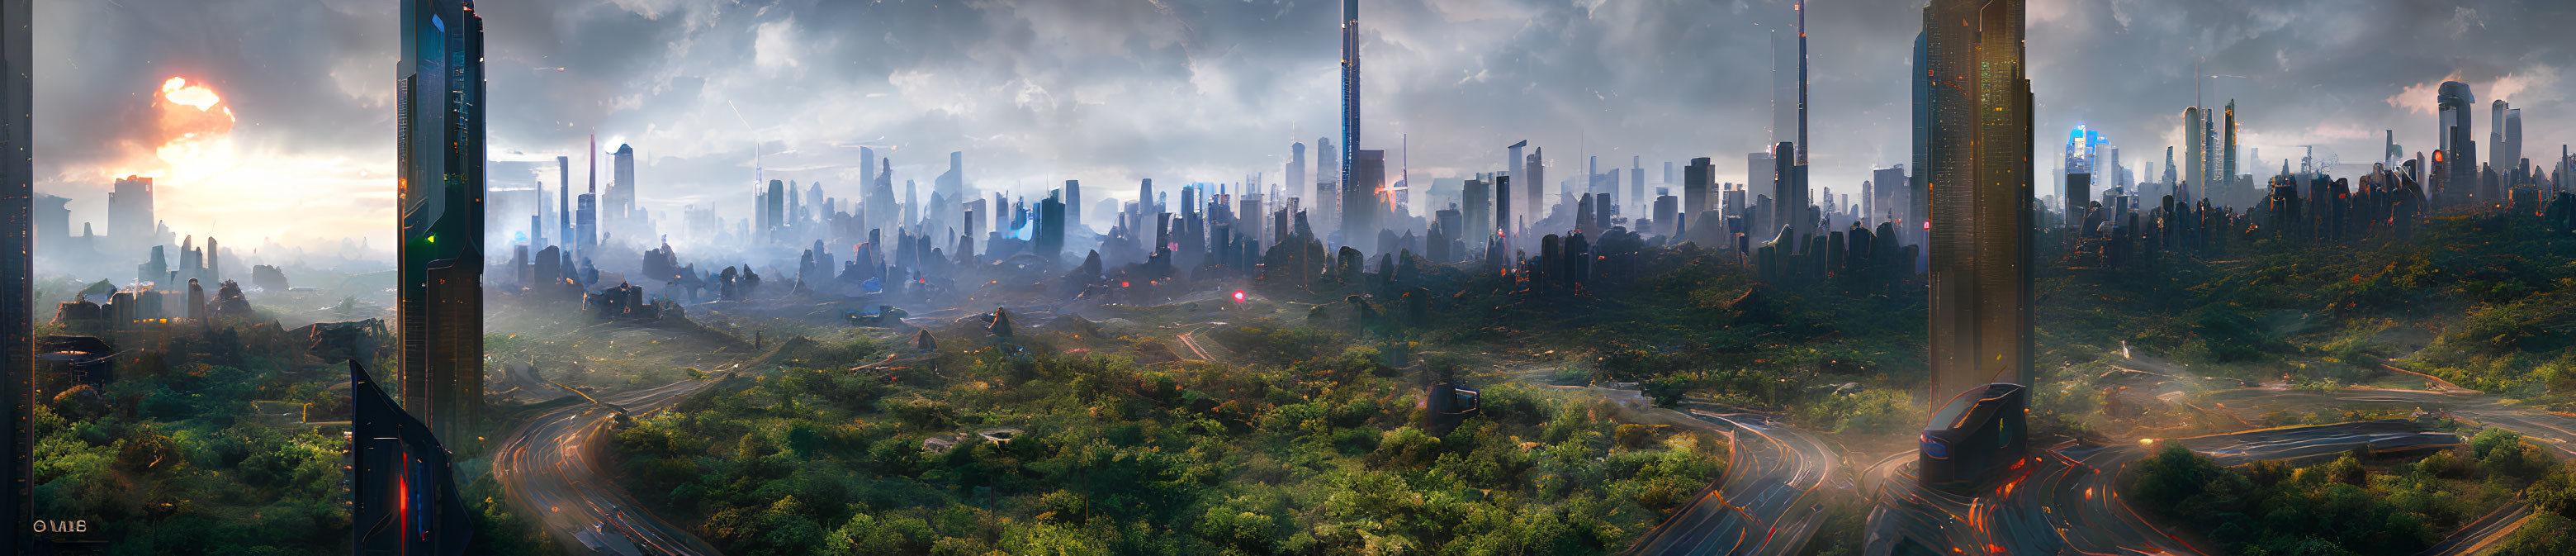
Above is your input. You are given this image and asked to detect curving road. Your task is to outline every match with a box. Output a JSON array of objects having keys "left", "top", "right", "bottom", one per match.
[
  {"left": 1617, "top": 397, "right": 1848, "bottom": 556},
  {"left": 1860, "top": 419, "right": 2467, "bottom": 556},
  {"left": 494, "top": 374, "right": 732, "bottom": 556}
]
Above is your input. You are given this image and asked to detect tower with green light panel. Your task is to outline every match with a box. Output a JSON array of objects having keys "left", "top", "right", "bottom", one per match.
[{"left": 395, "top": 0, "right": 484, "bottom": 450}]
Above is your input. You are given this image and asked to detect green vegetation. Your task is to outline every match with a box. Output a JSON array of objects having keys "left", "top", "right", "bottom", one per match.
[
  {"left": 609, "top": 330, "right": 1727, "bottom": 555},
  {"left": 2037, "top": 214, "right": 2576, "bottom": 395},
  {"left": 27, "top": 333, "right": 358, "bottom": 554},
  {"left": 2131, "top": 429, "right": 2559, "bottom": 556}
]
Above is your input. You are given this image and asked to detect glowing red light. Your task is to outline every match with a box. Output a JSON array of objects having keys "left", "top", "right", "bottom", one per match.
[{"left": 1232, "top": 290, "right": 1247, "bottom": 302}]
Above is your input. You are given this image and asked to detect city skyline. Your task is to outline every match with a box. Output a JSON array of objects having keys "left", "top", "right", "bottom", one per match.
[{"left": 25, "top": 0, "right": 2576, "bottom": 253}]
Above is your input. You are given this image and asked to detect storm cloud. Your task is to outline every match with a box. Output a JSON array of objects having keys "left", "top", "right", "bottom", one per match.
[{"left": 34, "top": 0, "right": 2576, "bottom": 250}]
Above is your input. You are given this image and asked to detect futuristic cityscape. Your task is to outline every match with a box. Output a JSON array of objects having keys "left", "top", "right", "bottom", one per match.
[{"left": 10, "top": 0, "right": 2576, "bottom": 555}]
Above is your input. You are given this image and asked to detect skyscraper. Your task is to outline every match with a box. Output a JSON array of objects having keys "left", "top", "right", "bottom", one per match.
[
  {"left": 2065, "top": 126, "right": 2100, "bottom": 226},
  {"left": 1872, "top": 166, "right": 1908, "bottom": 221},
  {"left": 1286, "top": 141, "right": 1306, "bottom": 209},
  {"left": 610, "top": 142, "right": 635, "bottom": 240},
  {"left": 556, "top": 155, "right": 571, "bottom": 249},
  {"left": 1630, "top": 156, "right": 1645, "bottom": 216},
  {"left": 1348, "top": 150, "right": 1385, "bottom": 244},
  {"left": 0, "top": 1, "right": 27, "bottom": 551},
  {"left": 1920, "top": 0, "right": 2033, "bottom": 411},
  {"left": 1684, "top": 157, "right": 1713, "bottom": 217},
  {"left": 353, "top": 361, "right": 474, "bottom": 555},
  {"left": 578, "top": 135, "right": 599, "bottom": 255},
  {"left": 110, "top": 176, "right": 154, "bottom": 251},
  {"left": 766, "top": 179, "right": 786, "bottom": 238},
  {"left": 1911, "top": 31, "right": 1932, "bottom": 226},
  {"left": 396, "top": 0, "right": 485, "bottom": 449},
  {"left": 1523, "top": 150, "right": 1545, "bottom": 230},
  {"left": 1747, "top": 150, "right": 1776, "bottom": 204},
  {"left": 1769, "top": 143, "right": 1806, "bottom": 240},
  {"left": 2223, "top": 101, "right": 2237, "bottom": 206},
  {"left": 1339, "top": 0, "right": 1362, "bottom": 243},
  {"left": 1314, "top": 137, "right": 1338, "bottom": 233},
  {"left": 2182, "top": 107, "right": 2203, "bottom": 204},
  {"left": 1065, "top": 179, "right": 1082, "bottom": 230},
  {"left": 2437, "top": 81, "right": 2476, "bottom": 203}
]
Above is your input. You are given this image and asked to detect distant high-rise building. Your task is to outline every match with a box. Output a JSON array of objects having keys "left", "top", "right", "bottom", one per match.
[
  {"left": 903, "top": 179, "right": 920, "bottom": 230},
  {"left": 580, "top": 135, "right": 599, "bottom": 254},
  {"left": 110, "top": 176, "right": 154, "bottom": 250},
  {"left": 866, "top": 159, "right": 897, "bottom": 235},
  {"left": 765, "top": 179, "right": 785, "bottom": 238},
  {"left": 1684, "top": 158, "right": 1714, "bottom": 217},
  {"left": 1522, "top": 150, "right": 1545, "bottom": 230},
  {"left": 1747, "top": 150, "right": 1776, "bottom": 204},
  {"left": 1494, "top": 175, "right": 1512, "bottom": 244},
  {"left": 2493, "top": 102, "right": 2522, "bottom": 178},
  {"left": 556, "top": 155, "right": 571, "bottom": 248},
  {"left": 2437, "top": 81, "right": 2477, "bottom": 203},
  {"left": 1316, "top": 137, "right": 1338, "bottom": 233},
  {"left": 2064, "top": 125, "right": 2100, "bottom": 226},
  {"left": 1630, "top": 156, "right": 1645, "bottom": 215},
  {"left": 2182, "top": 107, "right": 2204, "bottom": 203},
  {"left": 937, "top": 151, "right": 964, "bottom": 202},
  {"left": 1, "top": 1, "right": 26, "bottom": 550},
  {"left": 1348, "top": 150, "right": 1385, "bottom": 245},
  {"left": 1769, "top": 143, "right": 1807, "bottom": 240},
  {"left": 1463, "top": 175, "right": 1489, "bottom": 244},
  {"left": 1505, "top": 140, "right": 1527, "bottom": 187},
  {"left": 1920, "top": 0, "right": 2033, "bottom": 413},
  {"left": 1286, "top": 141, "right": 1306, "bottom": 208},
  {"left": 610, "top": 143, "right": 635, "bottom": 239},
  {"left": 1065, "top": 179, "right": 1082, "bottom": 230},
  {"left": 2223, "top": 101, "right": 2238, "bottom": 206},
  {"left": 1872, "top": 166, "right": 1908, "bottom": 221},
  {"left": 395, "top": 0, "right": 485, "bottom": 453}
]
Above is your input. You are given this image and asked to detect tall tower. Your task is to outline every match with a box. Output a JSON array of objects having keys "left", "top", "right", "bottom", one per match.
[
  {"left": 610, "top": 143, "right": 635, "bottom": 239},
  {"left": 1524, "top": 149, "right": 1546, "bottom": 230},
  {"left": 1921, "top": 0, "right": 2033, "bottom": 410},
  {"left": 1910, "top": 31, "right": 1932, "bottom": 226},
  {"left": 2181, "top": 107, "right": 2203, "bottom": 203},
  {"left": 1339, "top": 0, "right": 1364, "bottom": 243},
  {"left": 1286, "top": 141, "right": 1306, "bottom": 208},
  {"left": 1797, "top": 1, "right": 1809, "bottom": 166},
  {"left": 556, "top": 155, "right": 571, "bottom": 249},
  {"left": 395, "top": 0, "right": 485, "bottom": 458},
  {"left": 576, "top": 134, "right": 598, "bottom": 256},
  {"left": 2223, "top": 101, "right": 2237, "bottom": 206},
  {"left": 2436, "top": 82, "right": 2476, "bottom": 204},
  {"left": 353, "top": 360, "right": 475, "bottom": 555},
  {"left": 0, "top": 0, "right": 29, "bottom": 551}
]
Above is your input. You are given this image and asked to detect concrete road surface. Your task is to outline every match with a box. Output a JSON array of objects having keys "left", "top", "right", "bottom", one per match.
[{"left": 495, "top": 376, "right": 731, "bottom": 555}]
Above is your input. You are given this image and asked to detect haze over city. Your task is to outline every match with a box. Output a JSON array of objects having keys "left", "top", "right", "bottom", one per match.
[{"left": 30, "top": 0, "right": 2576, "bottom": 253}]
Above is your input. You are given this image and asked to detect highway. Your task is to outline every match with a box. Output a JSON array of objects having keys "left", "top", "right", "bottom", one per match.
[
  {"left": 493, "top": 374, "right": 732, "bottom": 556},
  {"left": 1617, "top": 396, "right": 1849, "bottom": 556},
  {"left": 1860, "top": 420, "right": 2465, "bottom": 556}
]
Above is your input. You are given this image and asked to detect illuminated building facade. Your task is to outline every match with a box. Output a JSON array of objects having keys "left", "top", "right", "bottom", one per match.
[
  {"left": 353, "top": 360, "right": 474, "bottom": 555},
  {"left": 1918, "top": 383, "right": 2029, "bottom": 490},
  {"left": 396, "top": 0, "right": 485, "bottom": 448},
  {"left": 1920, "top": 0, "right": 2034, "bottom": 412}
]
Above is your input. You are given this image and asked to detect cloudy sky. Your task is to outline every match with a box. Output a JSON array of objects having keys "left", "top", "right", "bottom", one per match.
[{"left": 34, "top": 0, "right": 2576, "bottom": 251}]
